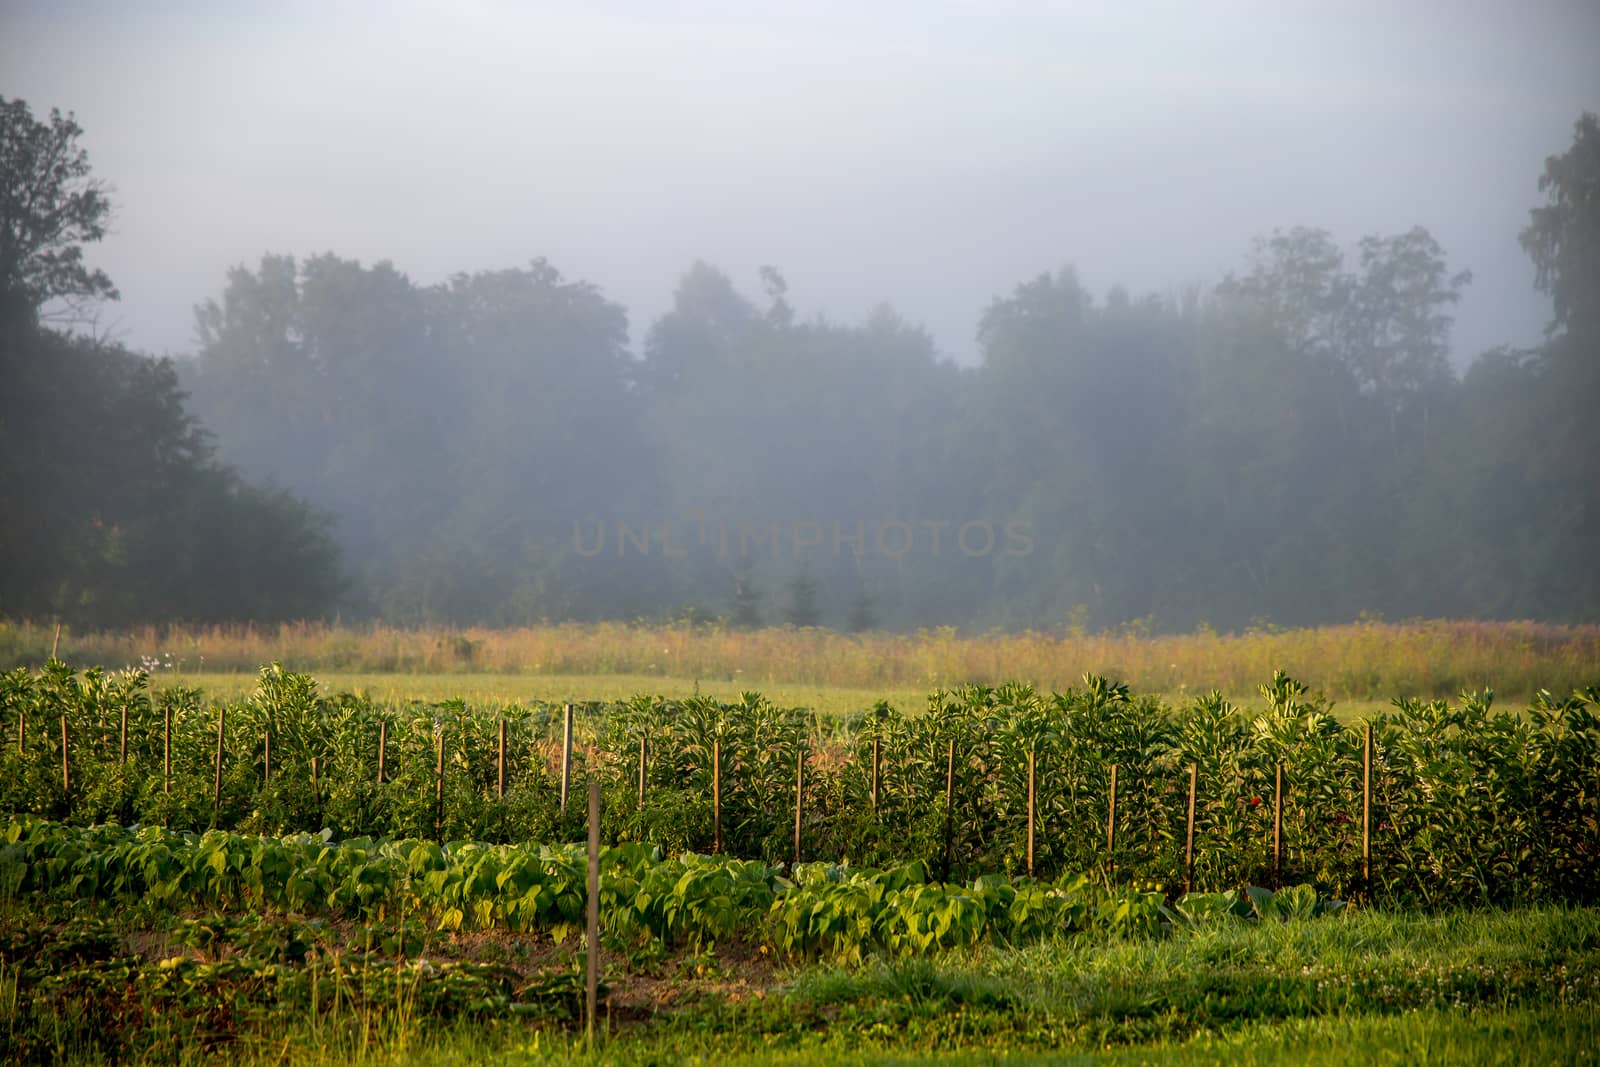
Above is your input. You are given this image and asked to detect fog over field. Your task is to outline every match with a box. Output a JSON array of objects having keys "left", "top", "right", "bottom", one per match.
[{"left": 2, "top": 1, "right": 1597, "bottom": 632}]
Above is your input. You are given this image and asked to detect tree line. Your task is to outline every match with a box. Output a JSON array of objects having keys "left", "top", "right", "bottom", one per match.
[{"left": 2, "top": 96, "right": 1596, "bottom": 632}]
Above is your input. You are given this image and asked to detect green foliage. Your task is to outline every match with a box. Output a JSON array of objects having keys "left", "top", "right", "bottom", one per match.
[
  {"left": 2, "top": 664, "right": 1597, "bottom": 907},
  {"left": 1, "top": 814, "right": 1354, "bottom": 971}
]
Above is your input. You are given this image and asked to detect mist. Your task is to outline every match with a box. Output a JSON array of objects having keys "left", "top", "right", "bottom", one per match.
[{"left": 2, "top": 2, "right": 1597, "bottom": 631}]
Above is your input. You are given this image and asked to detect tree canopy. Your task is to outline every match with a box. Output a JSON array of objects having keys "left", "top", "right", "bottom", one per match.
[{"left": 0, "top": 98, "right": 117, "bottom": 326}]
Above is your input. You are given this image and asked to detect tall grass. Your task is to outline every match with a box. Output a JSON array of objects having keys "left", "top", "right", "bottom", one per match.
[{"left": 2, "top": 617, "right": 1595, "bottom": 701}]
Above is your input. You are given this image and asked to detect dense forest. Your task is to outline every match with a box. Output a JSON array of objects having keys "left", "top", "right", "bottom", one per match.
[{"left": 3, "top": 98, "right": 1597, "bottom": 633}]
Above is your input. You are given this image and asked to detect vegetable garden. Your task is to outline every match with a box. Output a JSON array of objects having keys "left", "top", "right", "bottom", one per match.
[
  {"left": 3, "top": 659, "right": 1598, "bottom": 1064},
  {"left": 3, "top": 662, "right": 1596, "bottom": 905}
]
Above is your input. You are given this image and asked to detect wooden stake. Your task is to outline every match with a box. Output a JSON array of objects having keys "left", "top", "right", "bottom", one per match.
[
  {"left": 712, "top": 739, "right": 722, "bottom": 854},
  {"left": 213, "top": 707, "right": 225, "bottom": 810},
  {"left": 793, "top": 747, "right": 805, "bottom": 867},
  {"left": 376, "top": 721, "right": 387, "bottom": 785},
  {"left": 435, "top": 730, "right": 446, "bottom": 841},
  {"left": 162, "top": 706, "right": 171, "bottom": 796},
  {"left": 311, "top": 756, "right": 320, "bottom": 804},
  {"left": 1106, "top": 763, "right": 1119, "bottom": 874},
  {"left": 1026, "top": 748, "right": 1037, "bottom": 878},
  {"left": 1273, "top": 762, "right": 1284, "bottom": 888},
  {"left": 1362, "top": 724, "right": 1373, "bottom": 891},
  {"left": 942, "top": 738, "right": 955, "bottom": 883},
  {"left": 561, "top": 703, "right": 574, "bottom": 813},
  {"left": 60, "top": 715, "right": 70, "bottom": 797},
  {"left": 50, "top": 622, "right": 61, "bottom": 661},
  {"left": 585, "top": 780, "right": 600, "bottom": 1048},
  {"left": 638, "top": 735, "right": 647, "bottom": 808},
  {"left": 871, "top": 736, "right": 881, "bottom": 813},
  {"left": 497, "top": 718, "right": 507, "bottom": 800},
  {"left": 1184, "top": 763, "right": 1198, "bottom": 894}
]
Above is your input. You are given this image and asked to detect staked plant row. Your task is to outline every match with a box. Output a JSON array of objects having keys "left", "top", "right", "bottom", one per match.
[{"left": 1, "top": 662, "right": 1596, "bottom": 906}]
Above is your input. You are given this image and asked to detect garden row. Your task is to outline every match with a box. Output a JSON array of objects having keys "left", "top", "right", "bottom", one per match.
[
  {"left": 2, "top": 662, "right": 1597, "bottom": 905},
  {"left": 1, "top": 815, "right": 1342, "bottom": 962}
]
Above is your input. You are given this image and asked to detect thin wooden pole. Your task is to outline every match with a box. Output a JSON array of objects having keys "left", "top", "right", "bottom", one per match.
[
  {"left": 50, "top": 622, "right": 61, "bottom": 661},
  {"left": 638, "top": 735, "right": 647, "bottom": 808},
  {"left": 871, "top": 736, "right": 881, "bottom": 813},
  {"left": 162, "top": 706, "right": 171, "bottom": 795},
  {"left": 1184, "top": 763, "right": 1198, "bottom": 894},
  {"left": 712, "top": 739, "right": 722, "bottom": 854},
  {"left": 60, "top": 715, "right": 70, "bottom": 797},
  {"left": 497, "top": 719, "right": 507, "bottom": 800},
  {"left": 1362, "top": 724, "right": 1373, "bottom": 891},
  {"left": 942, "top": 738, "right": 955, "bottom": 883},
  {"left": 585, "top": 780, "right": 600, "bottom": 1048},
  {"left": 311, "top": 756, "right": 320, "bottom": 804},
  {"left": 1106, "top": 763, "right": 1119, "bottom": 875},
  {"left": 1273, "top": 762, "right": 1284, "bottom": 888},
  {"left": 1026, "top": 748, "right": 1037, "bottom": 878},
  {"left": 213, "top": 706, "right": 225, "bottom": 810},
  {"left": 435, "top": 730, "right": 446, "bottom": 841},
  {"left": 561, "top": 703, "right": 574, "bottom": 813},
  {"left": 793, "top": 747, "right": 805, "bottom": 867},
  {"left": 376, "top": 721, "right": 387, "bottom": 785}
]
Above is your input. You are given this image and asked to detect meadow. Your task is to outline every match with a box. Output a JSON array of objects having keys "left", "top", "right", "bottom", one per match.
[{"left": 4, "top": 616, "right": 1597, "bottom": 702}]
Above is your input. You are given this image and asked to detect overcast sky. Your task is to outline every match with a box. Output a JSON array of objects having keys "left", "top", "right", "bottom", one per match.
[{"left": 4, "top": 0, "right": 1596, "bottom": 363}]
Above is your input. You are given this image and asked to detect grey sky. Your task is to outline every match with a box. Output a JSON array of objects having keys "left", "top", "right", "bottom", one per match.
[{"left": 4, "top": 0, "right": 1596, "bottom": 363}]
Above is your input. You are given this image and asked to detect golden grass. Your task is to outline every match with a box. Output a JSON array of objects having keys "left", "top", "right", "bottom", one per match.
[
  {"left": 4, "top": 617, "right": 1595, "bottom": 703},
  {"left": 148, "top": 672, "right": 930, "bottom": 717}
]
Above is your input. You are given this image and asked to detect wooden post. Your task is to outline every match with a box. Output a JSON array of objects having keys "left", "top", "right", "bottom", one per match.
[
  {"left": 585, "top": 780, "right": 600, "bottom": 1048},
  {"left": 435, "top": 730, "right": 446, "bottom": 841},
  {"left": 793, "top": 747, "right": 805, "bottom": 867},
  {"left": 1106, "top": 763, "right": 1119, "bottom": 874},
  {"left": 263, "top": 731, "right": 271, "bottom": 783},
  {"left": 50, "top": 621, "right": 61, "bottom": 661},
  {"left": 638, "top": 735, "right": 647, "bottom": 808},
  {"left": 1273, "top": 762, "right": 1284, "bottom": 888},
  {"left": 712, "top": 739, "right": 722, "bottom": 854},
  {"left": 497, "top": 719, "right": 507, "bottom": 800},
  {"left": 163, "top": 706, "right": 171, "bottom": 796},
  {"left": 376, "top": 721, "right": 387, "bottom": 785},
  {"left": 561, "top": 703, "right": 574, "bottom": 813},
  {"left": 1026, "top": 748, "right": 1037, "bottom": 878},
  {"left": 60, "top": 715, "right": 70, "bottom": 797},
  {"left": 941, "top": 738, "right": 955, "bottom": 883},
  {"left": 213, "top": 707, "right": 225, "bottom": 810},
  {"left": 1362, "top": 724, "right": 1373, "bottom": 891},
  {"left": 871, "top": 736, "right": 881, "bottom": 813},
  {"left": 15, "top": 710, "right": 22, "bottom": 754},
  {"left": 1184, "top": 763, "right": 1198, "bottom": 894}
]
